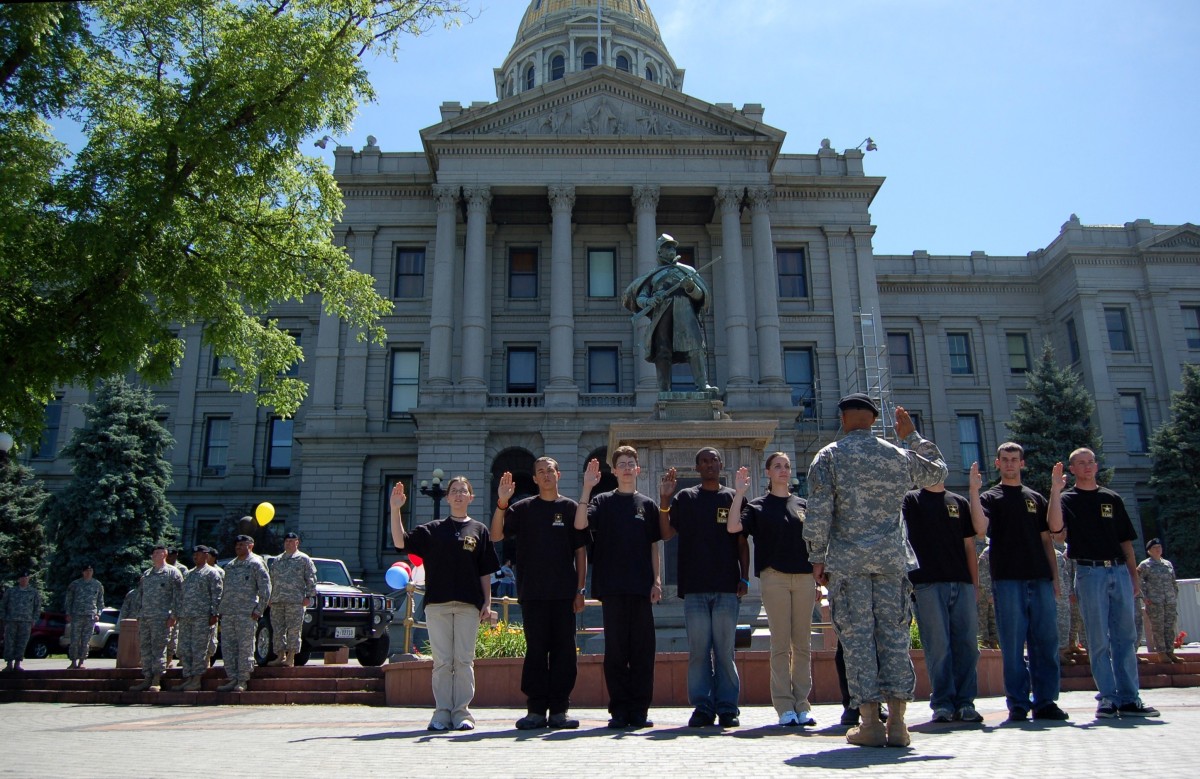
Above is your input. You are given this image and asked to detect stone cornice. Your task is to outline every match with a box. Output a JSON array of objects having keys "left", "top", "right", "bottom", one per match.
[{"left": 877, "top": 279, "right": 1043, "bottom": 295}]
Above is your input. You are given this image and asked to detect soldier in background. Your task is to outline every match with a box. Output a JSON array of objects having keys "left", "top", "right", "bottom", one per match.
[
  {"left": 805, "top": 395, "right": 948, "bottom": 748},
  {"left": 976, "top": 545, "right": 999, "bottom": 649},
  {"left": 205, "top": 546, "right": 224, "bottom": 663},
  {"left": 64, "top": 563, "right": 105, "bottom": 669},
  {"left": 267, "top": 531, "right": 316, "bottom": 667},
  {"left": 129, "top": 545, "right": 183, "bottom": 692},
  {"left": 164, "top": 548, "right": 189, "bottom": 668},
  {"left": 217, "top": 533, "right": 271, "bottom": 692},
  {"left": 2, "top": 572, "right": 41, "bottom": 673},
  {"left": 1052, "top": 539, "right": 1075, "bottom": 666},
  {"left": 1139, "top": 538, "right": 1182, "bottom": 664},
  {"left": 176, "top": 545, "right": 223, "bottom": 691}
]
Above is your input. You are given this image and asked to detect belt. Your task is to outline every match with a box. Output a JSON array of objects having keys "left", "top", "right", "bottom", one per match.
[{"left": 1075, "top": 558, "right": 1124, "bottom": 567}]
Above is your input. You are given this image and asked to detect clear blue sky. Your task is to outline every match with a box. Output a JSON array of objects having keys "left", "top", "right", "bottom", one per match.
[{"left": 336, "top": 0, "right": 1199, "bottom": 257}]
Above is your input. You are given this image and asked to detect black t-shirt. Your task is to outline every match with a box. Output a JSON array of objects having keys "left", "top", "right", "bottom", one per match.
[
  {"left": 979, "top": 483, "right": 1052, "bottom": 581},
  {"left": 1060, "top": 486, "right": 1136, "bottom": 561},
  {"left": 669, "top": 485, "right": 740, "bottom": 597},
  {"left": 585, "top": 490, "right": 662, "bottom": 599},
  {"left": 502, "top": 495, "right": 587, "bottom": 601},
  {"left": 903, "top": 489, "right": 975, "bottom": 584},
  {"left": 400, "top": 517, "right": 500, "bottom": 609},
  {"left": 740, "top": 493, "right": 813, "bottom": 576}
]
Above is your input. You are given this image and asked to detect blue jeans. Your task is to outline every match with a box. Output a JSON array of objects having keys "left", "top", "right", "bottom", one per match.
[
  {"left": 684, "top": 592, "right": 741, "bottom": 716},
  {"left": 913, "top": 581, "right": 980, "bottom": 712},
  {"left": 992, "top": 579, "right": 1060, "bottom": 713},
  {"left": 1074, "top": 563, "right": 1140, "bottom": 705}
]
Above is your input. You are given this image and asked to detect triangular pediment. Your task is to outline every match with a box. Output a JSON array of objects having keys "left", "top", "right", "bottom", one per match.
[
  {"left": 1139, "top": 223, "right": 1200, "bottom": 251},
  {"left": 421, "top": 67, "right": 783, "bottom": 144}
]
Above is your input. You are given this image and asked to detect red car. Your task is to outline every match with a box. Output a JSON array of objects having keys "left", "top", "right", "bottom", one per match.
[{"left": 26, "top": 612, "right": 67, "bottom": 659}]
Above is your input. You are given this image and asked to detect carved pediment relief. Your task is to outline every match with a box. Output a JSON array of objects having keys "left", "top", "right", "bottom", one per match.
[{"left": 1149, "top": 229, "right": 1200, "bottom": 249}]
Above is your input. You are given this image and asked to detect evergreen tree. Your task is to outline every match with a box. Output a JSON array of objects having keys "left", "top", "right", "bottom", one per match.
[
  {"left": 42, "top": 378, "right": 177, "bottom": 607},
  {"left": 1149, "top": 363, "right": 1200, "bottom": 578},
  {"left": 0, "top": 445, "right": 50, "bottom": 592},
  {"left": 1005, "top": 341, "right": 1107, "bottom": 496}
]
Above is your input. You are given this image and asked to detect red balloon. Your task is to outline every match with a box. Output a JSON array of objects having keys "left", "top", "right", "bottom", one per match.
[
  {"left": 392, "top": 561, "right": 412, "bottom": 574},
  {"left": 407, "top": 553, "right": 423, "bottom": 568}
]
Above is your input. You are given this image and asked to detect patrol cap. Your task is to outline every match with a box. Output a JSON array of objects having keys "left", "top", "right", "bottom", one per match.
[
  {"left": 1146, "top": 537, "right": 1162, "bottom": 551},
  {"left": 235, "top": 534, "right": 254, "bottom": 543},
  {"left": 283, "top": 531, "right": 300, "bottom": 540},
  {"left": 166, "top": 547, "right": 179, "bottom": 555},
  {"left": 192, "top": 544, "right": 209, "bottom": 554},
  {"left": 837, "top": 392, "right": 880, "bottom": 417},
  {"left": 80, "top": 562, "right": 93, "bottom": 571}
]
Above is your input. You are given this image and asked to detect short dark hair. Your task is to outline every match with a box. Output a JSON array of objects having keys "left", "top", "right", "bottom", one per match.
[
  {"left": 996, "top": 442, "right": 1024, "bottom": 458},
  {"left": 611, "top": 445, "right": 638, "bottom": 466}
]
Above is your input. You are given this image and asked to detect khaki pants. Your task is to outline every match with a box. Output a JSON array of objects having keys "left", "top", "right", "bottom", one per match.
[
  {"left": 759, "top": 567, "right": 816, "bottom": 716},
  {"left": 425, "top": 601, "right": 480, "bottom": 728}
]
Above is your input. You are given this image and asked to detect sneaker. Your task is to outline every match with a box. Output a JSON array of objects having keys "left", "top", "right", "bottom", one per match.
[
  {"left": 427, "top": 720, "right": 449, "bottom": 731},
  {"left": 956, "top": 705, "right": 984, "bottom": 723},
  {"left": 839, "top": 708, "right": 859, "bottom": 727},
  {"left": 796, "top": 710, "right": 816, "bottom": 727},
  {"left": 1095, "top": 699, "right": 1119, "bottom": 719},
  {"left": 456, "top": 721, "right": 475, "bottom": 731},
  {"left": 1033, "top": 703, "right": 1069, "bottom": 721},
  {"left": 718, "top": 713, "right": 740, "bottom": 728},
  {"left": 1117, "top": 701, "right": 1160, "bottom": 718},
  {"left": 688, "top": 710, "right": 716, "bottom": 727},
  {"left": 931, "top": 708, "right": 954, "bottom": 723},
  {"left": 606, "top": 715, "right": 630, "bottom": 729},
  {"left": 515, "top": 713, "right": 548, "bottom": 730},
  {"left": 1007, "top": 707, "right": 1029, "bottom": 722},
  {"left": 547, "top": 712, "right": 579, "bottom": 730},
  {"left": 778, "top": 710, "right": 800, "bottom": 727},
  {"left": 628, "top": 715, "right": 653, "bottom": 729}
]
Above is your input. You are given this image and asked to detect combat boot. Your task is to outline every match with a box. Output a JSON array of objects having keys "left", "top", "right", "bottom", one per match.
[
  {"left": 129, "top": 675, "right": 154, "bottom": 692},
  {"left": 217, "top": 679, "right": 239, "bottom": 692},
  {"left": 267, "top": 651, "right": 288, "bottom": 667},
  {"left": 846, "top": 703, "right": 886, "bottom": 747},
  {"left": 146, "top": 674, "right": 162, "bottom": 692},
  {"left": 886, "top": 699, "right": 910, "bottom": 747},
  {"left": 283, "top": 651, "right": 295, "bottom": 668},
  {"left": 179, "top": 676, "right": 202, "bottom": 691}
]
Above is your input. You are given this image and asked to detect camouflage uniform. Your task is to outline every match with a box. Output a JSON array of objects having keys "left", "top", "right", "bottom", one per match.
[
  {"left": 178, "top": 565, "right": 223, "bottom": 679},
  {"left": 217, "top": 554, "right": 271, "bottom": 683},
  {"left": 1062, "top": 555, "right": 1085, "bottom": 651},
  {"left": 208, "top": 563, "right": 225, "bottom": 659},
  {"left": 132, "top": 565, "right": 183, "bottom": 678},
  {"left": 165, "top": 560, "right": 188, "bottom": 663},
  {"left": 64, "top": 577, "right": 105, "bottom": 664},
  {"left": 268, "top": 551, "right": 317, "bottom": 659},
  {"left": 1053, "top": 543, "right": 1071, "bottom": 650},
  {"left": 1138, "top": 556, "right": 1179, "bottom": 658},
  {"left": 805, "top": 428, "right": 948, "bottom": 708},
  {"left": 977, "top": 546, "right": 999, "bottom": 648},
  {"left": 2, "top": 584, "right": 42, "bottom": 664}
]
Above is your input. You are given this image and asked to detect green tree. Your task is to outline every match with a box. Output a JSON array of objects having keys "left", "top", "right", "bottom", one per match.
[
  {"left": 1149, "top": 363, "right": 1200, "bottom": 578},
  {"left": 42, "top": 378, "right": 177, "bottom": 605},
  {"left": 0, "top": 0, "right": 466, "bottom": 445},
  {"left": 1005, "top": 341, "right": 1108, "bottom": 496},
  {"left": 0, "top": 446, "right": 50, "bottom": 591}
]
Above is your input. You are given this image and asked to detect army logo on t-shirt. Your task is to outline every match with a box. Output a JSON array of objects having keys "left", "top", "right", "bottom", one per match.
[
  {"left": 1025, "top": 498, "right": 1037, "bottom": 514},
  {"left": 462, "top": 536, "right": 478, "bottom": 552},
  {"left": 946, "top": 502, "right": 961, "bottom": 519},
  {"left": 1101, "top": 504, "right": 1114, "bottom": 518},
  {"left": 635, "top": 508, "right": 645, "bottom": 521},
  {"left": 552, "top": 513, "right": 565, "bottom": 527},
  {"left": 716, "top": 508, "right": 729, "bottom": 524}
]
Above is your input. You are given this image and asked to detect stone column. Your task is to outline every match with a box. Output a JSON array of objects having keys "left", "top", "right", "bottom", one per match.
[
  {"left": 546, "top": 185, "right": 578, "bottom": 406},
  {"left": 460, "top": 186, "right": 491, "bottom": 390},
  {"left": 716, "top": 186, "right": 751, "bottom": 389},
  {"left": 632, "top": 185, "right": 660, "bottom": 402},
  {"left": 824, "top": 228, "right": 857, "bottom": 394},
  {"left": 748, "top": 186, "right": 787, "bottom": 391},
  {"left": 428, "top": 184, "right": 459, "bottom": 387}
]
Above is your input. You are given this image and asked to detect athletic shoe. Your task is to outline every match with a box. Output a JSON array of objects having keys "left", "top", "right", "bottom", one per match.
[
  {"left": 956, "top": 705, "right": 984, "bottom": 723},
  {"left": 515, "top": 713, "right": 547, "bottom": 730},
  {"left": 688, "top": 710, "right": 716, "bottom": 727},
  {"left": 931, "top": 708, "right": 954, "bottom": 723},
  {"left": 718, "top": 713, "right": 740, "bottom": 728},
  {"left": 1007, "top": 707, "right": 1029, "bottom": 722},
  {"left": 607, "top": 716, "right": 630, "bottom": 729},
  {"left": 1033, "top": 703, "right": 1069, "bottom": 721},
  {"left": 547, "top": 712, "right": 580, "bottom": 729},
  {"left": 1117, "top": 700, "right": 1160, "bottom": 718},
  {"left": 778, "top": 710, "right": 800, "bottom": 727},
  {"left": 456, "top": 721, "right": 475, "bottom": 731},
  {"left": 796, "top": 710, "right": 816, "bottom": 727},
  {"left": 628, "top": 716, "right": 653, "bottom": 729},
  {"left": 1095, "top": 699, "right": 1118, "bottom": 719},
  {"left": 427, "top": 720, "right": 449, "bottom": 731},
  {"left": 839, "top": 708, "right": 859, "bottom": 727}
]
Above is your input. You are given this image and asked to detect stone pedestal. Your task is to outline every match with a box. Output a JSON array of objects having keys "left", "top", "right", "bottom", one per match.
[{"left": 117, "top": 619, "right": 139, "bottom": 669}]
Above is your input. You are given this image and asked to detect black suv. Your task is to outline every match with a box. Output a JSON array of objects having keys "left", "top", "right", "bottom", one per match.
[{"left": 252, "top": 557, "right": 395, "bottom": 666}]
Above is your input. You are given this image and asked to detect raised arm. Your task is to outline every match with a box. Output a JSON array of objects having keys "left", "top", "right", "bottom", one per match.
[
  {"left": 658, "top": 467, "right": 677, "bottom": 541},
  {"left": 1046, "top": 461, "right": 1066, "bottom": 534},
  {"left": 574, "top": 459, "right": 601, "bottom": 530},
  {"left": 727, "top": 466, "right": 751, "bottom": 534},
  {"left": 491, "top": 471, "right": 515, "bottom": 541},
  {"left": 968, "top": 462, "right": 988, "bottom": 539},
  {"left": 389, "top": 482, "right": 408, "bottom": 549}
]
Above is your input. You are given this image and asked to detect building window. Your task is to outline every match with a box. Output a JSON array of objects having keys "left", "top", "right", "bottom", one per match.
[
  {"left": 508, "top": 247, "right": 538, "bottom": 298},
  {"left": 1066, "top": 318, "right": 1081, "bottom": 363},
  {"left": 1105, "top": 307, "right": 1132, "bottom": 352},
  {"left": 587, "top": 248, "right": 616, "bottom": 297},
  {"left": 582, "top": 50, "right": 597, "bottom": 70},
  {"left": 1183, "top": 306, "right": 1200, "bottom": 349},
  {"left": 525, "top": 65, "right": 535, "bottom": 90},
  {"left": 550, "top": 55, "right": 564, "bottom": 81},
  {"left": 957, "top": 414, "right": 983, "bottom": 472},
  {"left": 645, "top": 64, "right": 656, "bottom": 82},
  {"left": 1119, "top": 393, "right": 1149, "bottom": 453},
  {"left": 267, "top": 417, "right": 293, "bottom": 475},
  {"left": 908, "top": 412, "right": 923, "bottom": 436},
  {"left": 616, "top": 54, "right": 630, "bottom": 72},
  {"left": 670, "top": 362, "right": 695, "bottom": 391},
  {"left": 393, "top": 248, "right": 425, "bottom": 298},
  {"left": 34, "top": 399, "right": 62, "bottom": 460},
  {"left": 776, "top": 248, "right": 808, "bottom": 298},
  {"left": 588, "top": 347, "right": 619, "bottom": 393},
  {"left": 784, "top": 348, "right": 815, "bottom": 415},
  {"left": 211, "top": 353, "right": 236, "bottom": 377},
  {"left": 1006, "top": 332, "right": 1031, "bottom": 374},
  {"left": 280, "top": 332, "right": 302, "bottom": 377},
  {"left": 203, "top": 417, "right": 231, "bottom": 476},
  {"left": 192, "top": 516, "right": 221, "bottom": 551},
  {"left": 947, "top": 332, "right": 974, "bottom": 375},
  {"left": 506, "top": 347, "right": 538, "bottom": 393},
  {"left": 390, "top": 350, "right": 420, "bottom": 415},
  {"left": 887, "top": 332, "right": 913, "bottom": 376}
]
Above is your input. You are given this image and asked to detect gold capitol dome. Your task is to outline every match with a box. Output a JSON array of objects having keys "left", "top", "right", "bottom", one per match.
[{"left": 516, "top": 0, "right": 661, "bottom": 41}]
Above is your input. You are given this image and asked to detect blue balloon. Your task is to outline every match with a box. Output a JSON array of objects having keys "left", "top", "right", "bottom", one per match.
[{"left": 385, "top": 564, "right": 410, "bottom": 590}]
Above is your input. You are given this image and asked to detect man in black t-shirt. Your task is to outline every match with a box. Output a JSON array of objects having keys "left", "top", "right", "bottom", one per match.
[
  {"left": 903, "top": 482, "right": 982, "bottom": 724},
  {"left": 969, "top": 442, "right": 1068, "bottom": 722},
  {"left": 574, "top": 445, "right": 663, "bottom": 729},
  {"left": 659, "top": 447, "right": 749, "bottom": 729},
  {"left": 1049, "top": 448, "right": 1159, "bottom": 719},
  {"left": 492, "top": 457, "right": 588, "bottom": 730}
]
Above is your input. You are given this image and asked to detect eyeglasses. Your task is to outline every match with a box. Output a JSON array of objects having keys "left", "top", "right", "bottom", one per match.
[
  {"left": 613, "top": 462, "right": 638, "bottom": 470},
  {"left": 447, "top": 487, "right": 472, "bottom": 496}
]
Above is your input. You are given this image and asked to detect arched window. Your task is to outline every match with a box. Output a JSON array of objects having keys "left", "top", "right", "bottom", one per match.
[
  {"left": 525, "top": 65, "right": 535, "bottom": 91},
  {"left": 645, "top": 63, "right": 656, "bottom": 82},
  {"left": 551, "top": 54, "right": 565, "bottom": 81},
  {"left": 582, "top": 50, "right": 597, "bottom": 70},
  {"left": 616, "top": 54, "right": 631, "bottom": 73}
]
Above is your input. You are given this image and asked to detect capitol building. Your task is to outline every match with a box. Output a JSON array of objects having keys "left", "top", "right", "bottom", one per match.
[{"left": 31, "top": 0, "right": 1200, "bottom": 586}]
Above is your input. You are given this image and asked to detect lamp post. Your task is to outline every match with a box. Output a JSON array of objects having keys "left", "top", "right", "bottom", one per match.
[{"left": 419, "top": 468, "right": 447, "bottom": 521}]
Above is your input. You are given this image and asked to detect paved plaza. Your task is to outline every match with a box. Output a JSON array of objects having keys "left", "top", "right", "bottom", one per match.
[{"left": 2, "top": 683, "right": 1197, "bottom": 778}]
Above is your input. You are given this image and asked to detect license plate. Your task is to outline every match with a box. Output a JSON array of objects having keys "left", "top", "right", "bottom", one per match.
[{"left": 335, "top": 627, "right": 355, "bottom": 639}]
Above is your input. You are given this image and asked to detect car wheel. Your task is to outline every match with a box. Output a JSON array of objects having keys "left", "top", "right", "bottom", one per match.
[
  {"left": 254, "top": 620, "right": 275, "bottom": 665},
  {"left": 103, "top": 636, "right": 119, "bottom": 659},
  {"left": 354, "top": 633, "right": 391, "bottom": 667},
  {"left": 29, "top": 640, "right": 51, "bottom": 659},
  {"left": 292, "top": 648, "right": 311, "bottom": 666}
]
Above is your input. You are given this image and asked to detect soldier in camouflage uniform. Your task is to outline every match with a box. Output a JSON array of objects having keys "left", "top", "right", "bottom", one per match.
[
  {"left": 216, "top": 533, "right": 271, "bottom": 692},
  {"left": 64, "top": 563, "right": 105, "bottom": 669},
  {"left": 129, "top": 545, "right": 183, "bottom": 692},
  {"left": 2, "top": 572, "right": 42, "bottom": 673},
  {"left": 164, "top": 548, "right": 189, "bottom": 667},
  {"left": 1139, "top": 538, "right": 1181, "bottom": 663},
  {"left": 176, "top": 545, "right": 224, "bottom": 691},
  {"left": 267, "top": 531, "right": 316, "bottom": 667},
  {"left": 1052, "top": 540, "right": 1075, "bottom": 666},
  {"left": 1062, "top": 553, "right": 1086, "bottom": 656},
  {"left": 805, "top": 395, "right": 948, "bottom": 748},
  {"left": 976, "top": 545, "right": 999, "bottom": 649},
  {"left": 205, "top": 546, "right": 224, "bottom": 659}
]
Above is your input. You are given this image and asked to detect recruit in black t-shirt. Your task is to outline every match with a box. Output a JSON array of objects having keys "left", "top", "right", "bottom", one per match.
[
  {"left": 739, "top": 493, "right": 813, "bottom": 576},
  {"left": 399, "top": 517, "right": 500, "bottom": 609},
  {"left": 669, "top": 485, "right": 740, "bottom": 597},
  {"left": 1060, "top": 485, "right": 1137, "bottom": 561},
  {"left": 502, "top": 495, "right": 587, "bottom": 601},
  {"left": 585, "top": 490, "right": 661, "bottom": 599},
  {"left": 979, "top": 483, "right": 1052, "bottom": 581},
  {"left": 903, "top": 488, "right": 975, "bottom": 584}
]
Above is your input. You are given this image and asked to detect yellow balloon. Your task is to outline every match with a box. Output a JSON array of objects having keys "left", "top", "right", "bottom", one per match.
[{"left": 255, "top": 502, "right": 275, "bottom": 526}]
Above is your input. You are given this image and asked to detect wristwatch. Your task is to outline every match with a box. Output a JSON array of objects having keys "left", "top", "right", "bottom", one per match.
[{"left": 577, "top": 588, "right": 587, "bottom": 595}]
